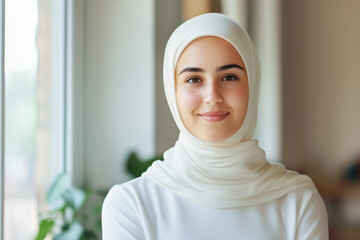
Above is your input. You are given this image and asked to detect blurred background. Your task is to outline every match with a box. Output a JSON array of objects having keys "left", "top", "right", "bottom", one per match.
[{"left": 3, "top": 0, "right": 360, "bottom": 239}]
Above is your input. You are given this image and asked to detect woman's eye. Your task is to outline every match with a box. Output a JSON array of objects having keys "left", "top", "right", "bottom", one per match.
[
  {"left": 222, "top": 74, "right": 238, "bottom": 81},
  {"left": 186, "top": 77, "right": 201, "bottom": 83}
]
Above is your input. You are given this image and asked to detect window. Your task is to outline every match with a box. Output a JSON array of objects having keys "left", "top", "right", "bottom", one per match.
[{"left": 3, "top": 0, "right": 70, "bottom": 238}]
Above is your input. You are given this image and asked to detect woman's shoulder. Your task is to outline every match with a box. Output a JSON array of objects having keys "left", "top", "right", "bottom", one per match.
[
  {"left": 102, "top": 177, "right": 158, "bottom": 226},
  {"left": 111, "top": 175, "right": 162, "bottom": 191},
  {"left": 281, "top": 180, "right": 324, "bottom": 208},
  {"left": 103, "top": 176, "right": 163, "bottom": 207},
  {"left": 107, "top": 176, "right": 147, "bottom": 194},
  {"left": 274, "top": 184, "right": 329, "bottom": 239},
  {"left": 102, "top": 177, "right": 157, "bottom": 239},
  {"left": 284, "top": 183, "right": 319, "bottom": 199},
  {"left": 279, "top": 184, "right": 328, "bottom": 225},
  {"left": 278, "top": 181, "right": 325, "bottom": 212}
]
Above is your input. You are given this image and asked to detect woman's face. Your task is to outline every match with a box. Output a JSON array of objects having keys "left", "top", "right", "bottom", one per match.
[{"left": 175, "top": 36, "right": 249, "bottom": 142}]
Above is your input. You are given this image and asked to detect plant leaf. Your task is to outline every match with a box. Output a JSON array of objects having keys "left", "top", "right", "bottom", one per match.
[
  {"left": 34, "top": 219, "right": 54, "bottom": 240},
  {"left": 63, "top": 187, "right": 86, "bottom": 210},
  {"left": 92, "top": 201, "right": 103, "bottom": 213},
  {"left": 126, "top": 152, "right": 163, "bottom": 178},
  {"left": 46, "top": 173, "right": 70, "bottom": 209},
  {"left": 80, "top": 230, "right": 97, "bottom": 240},
  {"left": 54, "top": 221, "right": 83, "bottom": 240}
]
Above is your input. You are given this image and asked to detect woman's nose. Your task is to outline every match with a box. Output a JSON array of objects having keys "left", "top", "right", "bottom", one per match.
[{"left": 204, "top": 82, "right": 223, "bottom": 105}]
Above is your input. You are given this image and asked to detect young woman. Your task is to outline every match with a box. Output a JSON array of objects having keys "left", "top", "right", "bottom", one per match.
[{"left": 102, "top": 13, "right": 328, "bottom": 240}]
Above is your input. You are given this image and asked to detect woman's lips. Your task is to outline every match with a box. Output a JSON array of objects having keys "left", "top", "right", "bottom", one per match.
[{"left": 198, "top": 111, "right": 230, "bottom": 122}]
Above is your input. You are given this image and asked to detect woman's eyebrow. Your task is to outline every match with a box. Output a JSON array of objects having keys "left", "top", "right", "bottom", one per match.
[
  {"left": 178, "top": 67, "right": 204, "bottom": 76},
  {"left": 178, "top": 64, "right": 244, "bottom": 76},
  {"left": 217, "top": 64, "right": 244, "bottom": 71}
]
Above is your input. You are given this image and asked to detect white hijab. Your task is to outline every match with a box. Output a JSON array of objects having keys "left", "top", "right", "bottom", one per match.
[{"left": 144, "top": 13, "right": 313, "bottom": 208}]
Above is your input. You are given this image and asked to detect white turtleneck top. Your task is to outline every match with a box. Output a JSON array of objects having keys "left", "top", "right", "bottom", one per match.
[{"left": 102, "top": 176, "right": 328, "bottom": 240}]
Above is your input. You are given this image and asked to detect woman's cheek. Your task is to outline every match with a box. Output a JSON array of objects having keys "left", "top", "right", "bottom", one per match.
[
  {"left": 179, "top": 88, "right": 202, "bottom": 113},
  {"left": 230, "top": 84, "right": 248, "bottom": 101}
]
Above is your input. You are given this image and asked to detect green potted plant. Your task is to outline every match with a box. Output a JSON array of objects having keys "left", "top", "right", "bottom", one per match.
[
  {"left": 34, "top": 173, "right": 102, "bottom": 240},
  {"left": 35, "top": 152, "right": 162, "bottom": 239}
]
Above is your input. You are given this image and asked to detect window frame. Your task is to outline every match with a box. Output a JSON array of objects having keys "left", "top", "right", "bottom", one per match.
[
  {"left": 65, "top": 0, "right": 85, "bottom": 187},
  {"left": 0, "top": 0, "right": 84, "bottom": 238},
  {"left": 0, "top": 0, "right": 5, "bottom": 238}
]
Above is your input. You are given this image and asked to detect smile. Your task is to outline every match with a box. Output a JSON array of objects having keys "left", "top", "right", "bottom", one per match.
[{"left": 198, "top": 111, "right": 230, "bottom": 122}]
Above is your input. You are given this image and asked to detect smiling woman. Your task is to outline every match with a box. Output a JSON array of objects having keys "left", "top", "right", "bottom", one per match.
[
  {"left": 175, "top": 36, "right": 249, "bottom": 142},
  {"left": 102, "top": 13, "right": 328, "bottom": 240}
]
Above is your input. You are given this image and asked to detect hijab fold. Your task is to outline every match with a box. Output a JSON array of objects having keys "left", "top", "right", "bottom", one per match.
[{"left": 143, "top": 13, "right": 313, "bottom": 208}]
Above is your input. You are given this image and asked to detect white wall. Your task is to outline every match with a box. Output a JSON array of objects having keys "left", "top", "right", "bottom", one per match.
[
  {"left": 154, "top": 0, "right": 181, "bottom": 154},
  {"left": 250, "top": 0, "right": 282, "bottom": 163},
  {"left": 282, "top": 0, "right": 360, "bottom": 177},
  {"left": 84, "top": 0, "right": 155, "bottom": 189},
  {"left": 221, "top": 0, "right": 248, "bottom": 29}
]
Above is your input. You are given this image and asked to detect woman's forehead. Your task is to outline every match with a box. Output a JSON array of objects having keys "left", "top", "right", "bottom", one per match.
[{"left": 175, "top": 36, "right": 246, "bottom": 72}]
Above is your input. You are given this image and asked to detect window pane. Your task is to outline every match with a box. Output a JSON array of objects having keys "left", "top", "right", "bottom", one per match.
[{"left": 4, "top": 0, "right": 65, "bottom": 239}]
